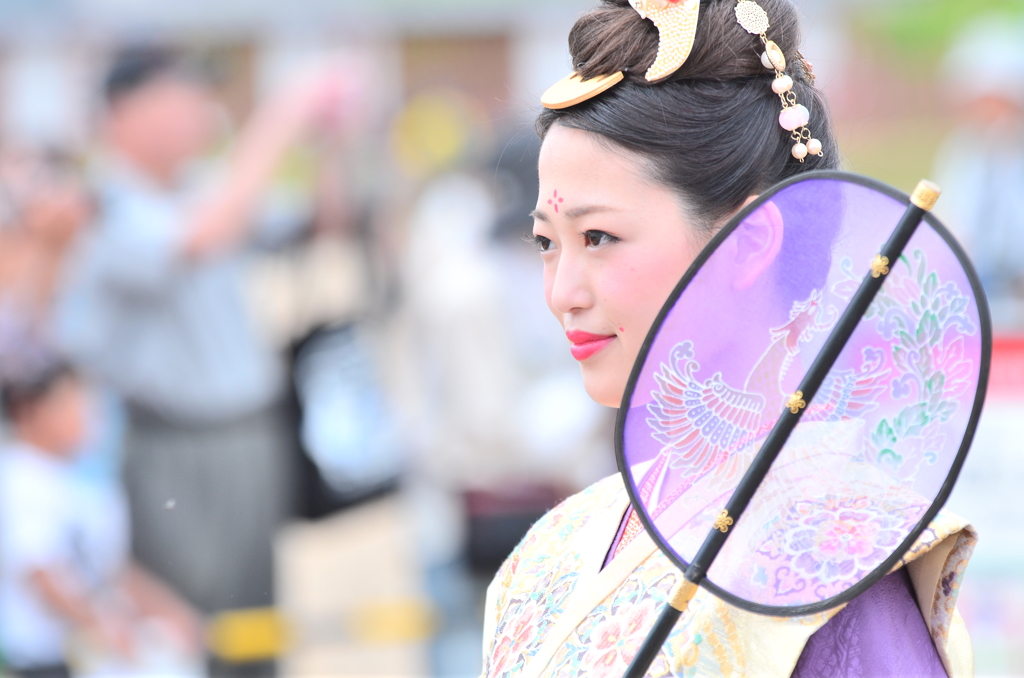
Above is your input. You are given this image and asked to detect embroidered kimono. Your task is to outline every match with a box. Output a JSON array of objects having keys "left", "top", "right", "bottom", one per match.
[{"left": 481, "top": 472, "right": 976, "bottom": 678}]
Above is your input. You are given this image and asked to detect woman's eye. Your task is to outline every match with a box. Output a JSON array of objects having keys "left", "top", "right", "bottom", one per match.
[
  {"left": 584, "top": 230, "right": 619, "bottom": 248},
  {"left": 529, "top": 234, "right": 554, "bottom": 252}
]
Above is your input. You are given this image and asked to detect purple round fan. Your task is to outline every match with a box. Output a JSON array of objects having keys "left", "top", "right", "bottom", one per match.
[{"left": 617, "top": 171, "right": 990, "bottom": 616}]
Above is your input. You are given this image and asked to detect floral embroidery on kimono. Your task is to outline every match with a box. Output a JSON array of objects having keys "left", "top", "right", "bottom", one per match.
[{"left": 481, "top": 475, "right": 976, "bottom": 678}]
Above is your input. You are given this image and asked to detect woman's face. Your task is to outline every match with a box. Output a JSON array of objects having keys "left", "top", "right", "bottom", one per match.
[{"left": 533, "top": 125, "right": 705, "bottom": 407}]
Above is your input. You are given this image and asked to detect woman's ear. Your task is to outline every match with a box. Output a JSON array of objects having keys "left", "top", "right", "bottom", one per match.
[{"left": 732, "top": 199, "right": 784, "bottom": 291}]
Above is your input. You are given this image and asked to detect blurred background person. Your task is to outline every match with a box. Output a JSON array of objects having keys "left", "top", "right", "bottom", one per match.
[
  {"left": 0, "top": 356, "right": 201, "bottom": 678},
  {"left": 933, "top": 15, "right": 1024, "bottom": 332},
  {"left": 930, "top": 13, "right": 1024, "bottom": 674},
  {"left": 55, "top": 47, "right": 349, "bottom": 677}
]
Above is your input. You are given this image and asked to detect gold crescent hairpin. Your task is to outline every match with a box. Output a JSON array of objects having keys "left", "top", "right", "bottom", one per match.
[
  {"left": 633, "top": 0, "right": 701, "bottom": 82},
  {"left": 540, "top": 72, "right": 625, "bottom": 110},
  {"left": 540, "top": 0, "right": 700, "bottom": 109}
]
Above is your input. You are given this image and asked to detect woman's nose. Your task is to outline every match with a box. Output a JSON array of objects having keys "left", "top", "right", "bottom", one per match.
[{"left": 547, "top": 247, "right": 593, "bottom": 315}]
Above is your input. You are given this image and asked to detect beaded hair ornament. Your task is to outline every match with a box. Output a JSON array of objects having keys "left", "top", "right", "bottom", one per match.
[{"left": 541, "top": 0, "right": 823, "bottom": 162}]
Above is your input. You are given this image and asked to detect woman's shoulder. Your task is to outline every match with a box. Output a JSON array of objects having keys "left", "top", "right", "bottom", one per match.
[
  {"left": 901, "top": 508, "right": 977, "bottom": 658},
  {"left": 902, "top": 507, "right": 976, "bottom": 584},
  {"left": 481, "top": 475, "right": 629, "bottom": 674},
  {"left": 521, "top": 474, "right": 625, "bottom": 548},
  {"left": 550, "top": 473, "right": 626, "bottom": 514},
  {"left": 489, "top": 474, "right": 625, "bottom": 592}
]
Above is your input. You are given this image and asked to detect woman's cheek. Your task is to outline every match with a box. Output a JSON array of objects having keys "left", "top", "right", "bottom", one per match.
[
  {"left": 606, "top": 267, "right": 658, "bottom": 333},
  {"left": 542, "top": 259, "right": 560, "bottom": 322},
  {"left": 616, "top": 254, "right": 688, "bottom": 351}
]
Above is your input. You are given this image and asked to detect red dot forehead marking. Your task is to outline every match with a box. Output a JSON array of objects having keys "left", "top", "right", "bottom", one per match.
[{"left": 548, "top": 189, "right": 565, "bottom": 213}]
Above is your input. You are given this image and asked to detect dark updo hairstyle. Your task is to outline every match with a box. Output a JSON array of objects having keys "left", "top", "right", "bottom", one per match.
[{"left": 537, "top": 0, "right": 840, "bottom": 236}]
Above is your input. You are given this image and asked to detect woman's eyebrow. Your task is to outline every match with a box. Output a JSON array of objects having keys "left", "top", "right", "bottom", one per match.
[
  {"left": 563, "top": 205, "right": 615, "bottom": 220},
  {"left": 530, "top": 205, "right": 616, "bottom": 222}
]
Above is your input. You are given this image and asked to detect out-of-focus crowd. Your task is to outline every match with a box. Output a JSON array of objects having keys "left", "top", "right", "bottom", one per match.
[
  {"left": 0, "top": 39, "right": 611, "bottom": 678},
  {"left": 0, "top": 48, "right": 360, "bottom": 678}
]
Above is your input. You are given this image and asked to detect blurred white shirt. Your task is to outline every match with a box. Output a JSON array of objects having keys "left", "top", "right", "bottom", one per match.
[{"left": 0, "top": 442, "right": 129, "bottom": 669}]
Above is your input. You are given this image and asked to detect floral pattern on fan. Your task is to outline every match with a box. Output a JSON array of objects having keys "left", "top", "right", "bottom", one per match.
[
  {"left": 860, "top": 250, "right": 976, "bottom": 480},
  {"left": 754, "top": 495, "right": 918, "bottom": 600}
]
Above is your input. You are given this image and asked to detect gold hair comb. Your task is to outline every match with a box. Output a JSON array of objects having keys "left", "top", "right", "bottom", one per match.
[
  {"left": 541, "top": 0, "right": 700, "bottom": 109},
  {"left": 633, "top": 0, "right": 702, "bottom": 82}
]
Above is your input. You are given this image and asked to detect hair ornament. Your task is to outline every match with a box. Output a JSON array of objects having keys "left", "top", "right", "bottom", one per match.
[
  {"left": 540, "top": 71, "right": 626, "bottom": 110},
  {"left": 540, "top": 0, "right": 700, "bottom": 109},
  {"left": 735, "top": 0, "right": 822, "bottom": 161},
  {"left": 796, "top": 51, "right": 817, "bottom": 85},
  {"left": 630, "top": 0, "right": 702, "bottom": 82}
]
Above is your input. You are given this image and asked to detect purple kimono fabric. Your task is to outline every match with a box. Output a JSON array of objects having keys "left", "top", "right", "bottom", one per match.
[
  {"left": 605, "top": 510, "right": 949, "bottom": 677},
  {"left": 792, "top": 567, "right": 948, "bottom": 678}
]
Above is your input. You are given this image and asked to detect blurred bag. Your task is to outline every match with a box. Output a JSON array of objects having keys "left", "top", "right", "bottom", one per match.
[{"left": 290, "top": 323, "right": 404, "bottom": 517}]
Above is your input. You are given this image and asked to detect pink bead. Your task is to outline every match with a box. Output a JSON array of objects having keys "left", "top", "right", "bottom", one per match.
[{"left": 779, "top": 104, "right": 810, "bottom": 132}]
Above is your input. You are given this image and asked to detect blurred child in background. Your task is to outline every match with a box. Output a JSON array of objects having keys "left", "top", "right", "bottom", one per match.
[{"left": 0, "top": 356, "right": 201, "bottom": 678}]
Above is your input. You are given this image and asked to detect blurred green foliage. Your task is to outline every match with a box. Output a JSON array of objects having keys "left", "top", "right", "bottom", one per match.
[{"left": 855, "top": 0, "right": 1024, "bottom": 66}]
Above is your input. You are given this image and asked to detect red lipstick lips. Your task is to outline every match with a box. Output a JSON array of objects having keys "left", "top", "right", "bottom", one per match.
[{"left": 566, "top": 330, "right": 616, "bottom": 361}]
